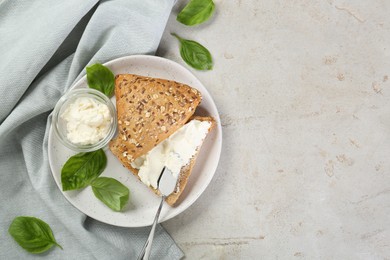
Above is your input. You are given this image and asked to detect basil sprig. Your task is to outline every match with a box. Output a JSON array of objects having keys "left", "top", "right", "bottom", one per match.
[
  {"left": 61, "top": 150, "right": 130, "bottom": 212},
  {"left": 61, "top": 149, "right": 107, "bottom": 191},
  {"left": 171, "top": 33, "right": 213, "bottom": 70},
  {"left": 91, "top": 177, "right": 130, "bottom": 212},
  {"left": 86, "top": 63, "right": 115, "bottom": 97},
  {"left": 8, "top": 216, "right": 62, "bottom": 254},
  {"left": 177, "top": 0, "right": 215, "bottom": 26}
]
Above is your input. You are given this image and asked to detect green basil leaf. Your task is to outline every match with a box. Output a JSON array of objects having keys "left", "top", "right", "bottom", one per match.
[
  {"left": 86, "top": 63, "right": 115, "bottom": 97},
  {"left": 61, "top": 149, "right": 107, "bottom": 191},
  {"left": 177, "top": 0, "right": 215, "bottom": 26},
  {"left": 8, "top": 216, "right": 62, "bottom": 254},
  {"left": 91, "top": 177, "right": 130, "bottom": 212},
  {"left": 171, "top": 33, "right": 213, "bottom": 70}
]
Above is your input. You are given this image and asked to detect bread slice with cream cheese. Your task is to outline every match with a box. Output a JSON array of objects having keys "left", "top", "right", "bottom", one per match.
[{"left": 128, "top": 116, "right": 215, "bottom": 206}]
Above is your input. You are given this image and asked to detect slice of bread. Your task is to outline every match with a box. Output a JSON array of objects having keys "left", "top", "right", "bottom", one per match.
[
  {"left": 109, "top": 74, "right": 202, "bottom": 162},
  {"left": 125, "top": 116, "right": 215, "bottom": 206}
]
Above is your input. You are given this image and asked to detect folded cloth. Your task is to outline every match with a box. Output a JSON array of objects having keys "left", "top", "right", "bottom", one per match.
[{"left": 0, "top": 0, "right": 183, "bottom": 259}]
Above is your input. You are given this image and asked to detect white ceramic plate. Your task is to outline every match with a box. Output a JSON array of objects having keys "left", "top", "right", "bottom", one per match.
[{"left": 48, "top": 55, "right": 222, "bottom": 227}]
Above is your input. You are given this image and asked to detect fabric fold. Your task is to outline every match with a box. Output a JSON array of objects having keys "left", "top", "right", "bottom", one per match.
[
  {"left": 0, "top": 0, "right": 98, "bottom": 122},
  {"left": 0, "top": 0, "right": 183, "bottom": 259}
]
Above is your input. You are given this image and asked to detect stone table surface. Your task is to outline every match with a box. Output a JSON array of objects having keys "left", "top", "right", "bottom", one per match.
[{"left": 157, "top": 1, "right": 390, "bottom": 259}]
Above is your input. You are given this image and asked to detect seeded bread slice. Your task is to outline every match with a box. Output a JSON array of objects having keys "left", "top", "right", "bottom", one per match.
[
  {"left": 125, "top": 116, "right": 215, "bottom": 206},
  {"left": 109, "top": 74, "right": 202, "bottom": 162}
]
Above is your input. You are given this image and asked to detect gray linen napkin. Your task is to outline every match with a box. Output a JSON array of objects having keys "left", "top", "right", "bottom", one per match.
[{"left": 0, "top": 0, "right": 183, "bottom": 259}]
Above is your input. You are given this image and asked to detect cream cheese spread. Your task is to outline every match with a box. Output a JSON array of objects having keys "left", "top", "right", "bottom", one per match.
[
  {"left": 61, "top": 97, "right": 112, "bottom": 145},
  {"left": 131, "top": 119, "right": 211, "bottom": 189}
]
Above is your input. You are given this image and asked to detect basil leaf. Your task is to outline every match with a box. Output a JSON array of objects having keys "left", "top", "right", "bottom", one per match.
[
  {"left": 177, "top": 0, "right": 215, "bottom": 26},
  {"left": 86, "top": 63, "right": 115, "bottom": 97},
  {"left": 8, "top": 216, "right": 62, "bottom": 254},
  {"left": 91, "top": 177, "right": 130, "bottom": 212},
  {"left": 171, "top": 33, "right": 213, "bottom": 70},
  {"left": 61, "top": 149, "right": 107, "bottom": 191}
]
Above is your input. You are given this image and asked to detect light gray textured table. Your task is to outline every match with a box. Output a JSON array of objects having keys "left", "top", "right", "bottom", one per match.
[{"left": 158, "top": 1, "right": 390, "bottom": 259}]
